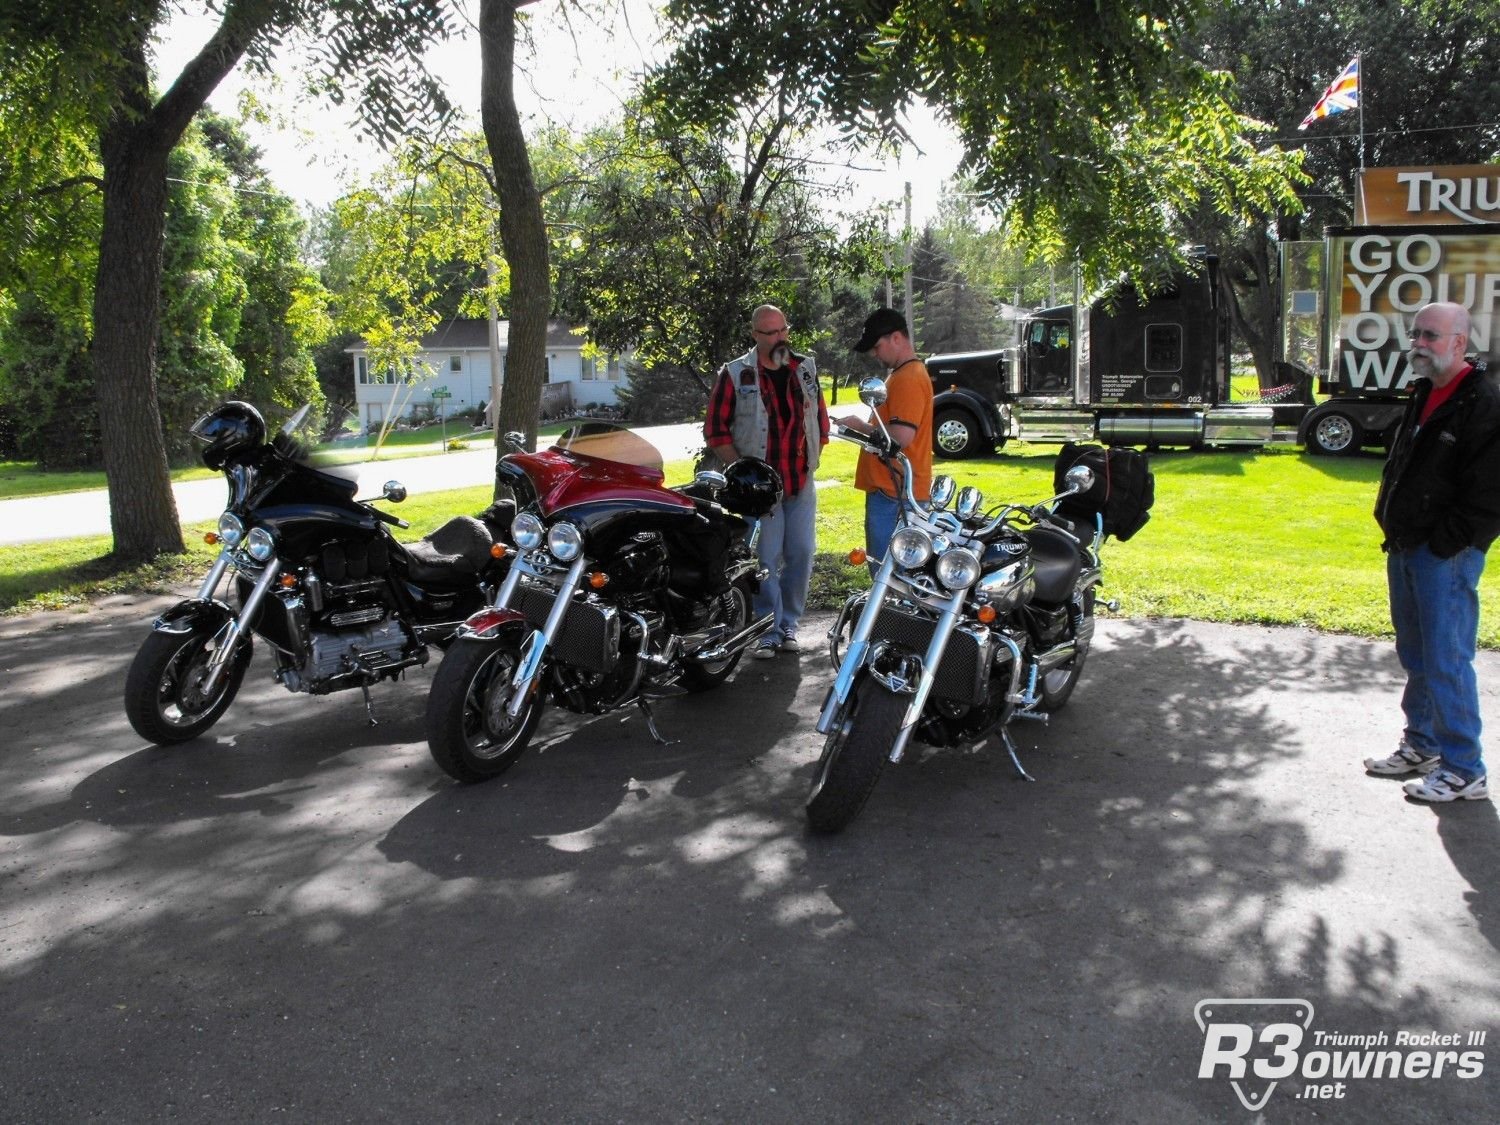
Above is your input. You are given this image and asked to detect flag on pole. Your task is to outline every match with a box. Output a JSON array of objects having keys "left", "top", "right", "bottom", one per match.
[{"left": 1299, "top": 57, "right": 1360, "bottom": 129}]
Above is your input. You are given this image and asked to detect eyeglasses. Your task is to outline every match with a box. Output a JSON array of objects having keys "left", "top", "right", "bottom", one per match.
[
  {"left": 753, "top": 325, "right": 789, "bottom": 336},
  {"left": 1410, "top": 328, "right": 1454, "bottom": 343}
]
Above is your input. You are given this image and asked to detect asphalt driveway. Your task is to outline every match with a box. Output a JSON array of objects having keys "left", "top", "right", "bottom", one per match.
[{"left": 1, "top": 594, "right": 1496, "bottom": 1122}]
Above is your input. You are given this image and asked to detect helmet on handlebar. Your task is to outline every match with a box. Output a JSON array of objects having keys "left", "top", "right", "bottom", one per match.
[
  {"left": 720, "top": 457, "right": 784, "bottom": 518},
  {"left": 190, "top": 401, "right": 267, "bottom": 469}
]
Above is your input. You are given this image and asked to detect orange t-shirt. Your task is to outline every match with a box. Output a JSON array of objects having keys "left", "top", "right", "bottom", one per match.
[{"left": 854, "top": 358, "right": 934, "bottom": 500}]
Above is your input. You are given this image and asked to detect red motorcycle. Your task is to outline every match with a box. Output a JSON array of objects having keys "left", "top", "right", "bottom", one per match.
[{"left": 425, "top": 421, "right": 781, "bottom": 783}]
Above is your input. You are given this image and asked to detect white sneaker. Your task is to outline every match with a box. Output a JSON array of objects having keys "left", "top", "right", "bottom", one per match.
[
  {"left": 780, "top": 633, "right": 801, "bottom": 653},
  {"left": 1364, "top": 740, "right": 1441, "bottom": 777},
  {"left": 1404, "top": 769, "right": 1489, "bottom": 802},
  {"left": 752, "top": 636, "right": 779, "bottom": 660}
]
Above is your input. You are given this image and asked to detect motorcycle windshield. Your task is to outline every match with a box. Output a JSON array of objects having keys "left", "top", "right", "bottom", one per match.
[{"left": 548, "top": 420, "right": 666, "bottom": 476}]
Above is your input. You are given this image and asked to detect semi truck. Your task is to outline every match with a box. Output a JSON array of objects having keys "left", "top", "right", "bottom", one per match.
[{"left": 925, "top": 164, "right": 1500, "bottom": 458}]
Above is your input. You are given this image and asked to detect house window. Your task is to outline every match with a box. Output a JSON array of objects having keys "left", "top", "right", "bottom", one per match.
[
  {"left": 582, "top": 355, "right": 597, "bottom": 381},
  {"left": 1144, "top": 324, "right": 1182, "bottom": 372},
  {"left": 502, "top": 354, "right": 553, "bottom": 383},
  {"left": 449, "top": 354, "right": 463, "bottom": 373},
  {"left": 357, "top": 355, "right": 369, "bottom": 384},
  {"left": 607, "top": 356, "right": 621, "bottom": 382}
]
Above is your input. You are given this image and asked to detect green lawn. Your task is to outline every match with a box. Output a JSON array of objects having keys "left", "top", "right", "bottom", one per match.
[
  {"left": 6, "top": 440, "right": 1498, "bottom": 649},
  {"left": 0, "top": 420, "right": 511, "bottom": 501}
]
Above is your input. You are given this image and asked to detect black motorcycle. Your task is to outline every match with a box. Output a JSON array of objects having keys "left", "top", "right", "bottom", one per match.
[{"left": 124, "top": 402, "right": 513, "bottom": 744}]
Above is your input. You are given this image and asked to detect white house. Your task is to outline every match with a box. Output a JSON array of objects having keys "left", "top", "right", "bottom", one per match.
[{"left": 348, "top": 319, "right": 628, "bottom": 432}]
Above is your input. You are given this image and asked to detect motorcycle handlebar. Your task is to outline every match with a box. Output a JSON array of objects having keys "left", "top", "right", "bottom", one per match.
[{"left": 370, "top": 505, "right": 410, "bottom": 530}]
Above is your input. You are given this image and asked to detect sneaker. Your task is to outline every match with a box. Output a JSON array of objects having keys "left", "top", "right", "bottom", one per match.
[
  {"left": 1404, "top": 769, "right": 1489, "bottom": 802},
  {"left": 752, "top": 636, "right": 779, "bottom": 660},
  {"left": 780, "top": 633, "right": 801, "bottom": 653},
  {"left": 1364, "top": 740, "right": 1441, "bottom": 777}
]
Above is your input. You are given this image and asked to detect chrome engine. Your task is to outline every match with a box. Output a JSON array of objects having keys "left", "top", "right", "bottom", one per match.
[{"left": 277, "top": 616, "right": 414, "bottom": 693}]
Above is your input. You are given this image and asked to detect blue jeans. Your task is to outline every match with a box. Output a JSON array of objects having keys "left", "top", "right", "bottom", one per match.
[
  {"left": 753, "top": 484, "right": 818, "bottom": 640},
  {"left": 1387, "top": 544, "right": 1487, "bottom": 779},
  {"left": 864, "top": 490, "right": 901, "bottom": 565}
]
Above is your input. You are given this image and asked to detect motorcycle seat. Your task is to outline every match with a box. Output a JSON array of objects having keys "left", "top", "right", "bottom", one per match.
[
  {"left": 405, "top": 516, "right": 496, "bottom": 583},
  {"left": 1025, "top": 526, "right": 1084, "bottom": 606}
]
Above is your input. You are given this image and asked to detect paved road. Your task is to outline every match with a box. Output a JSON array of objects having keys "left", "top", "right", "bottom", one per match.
[
  {"left": 1, "top": 593, "right": 1496, "bottom": 1122},
  {"left": 0, "top": 422, "right": 708, "bottom": 546}
]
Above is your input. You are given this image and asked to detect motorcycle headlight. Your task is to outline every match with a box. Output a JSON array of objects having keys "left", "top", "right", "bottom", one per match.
[
  {"left": 936, "top": 546, "right": 981, "bottom": 590},
  {"left": 217, "top": 511, "right": 245, "bottom": 548},
  {"left": 245, "top": 526, "right": 277, "bottom": 563},
  {"left": 546, "top": 521, "right": 583, "bottom": 562},
  {"left": 889, "top": 527, "right": 933, "bottom": 570},
  {"left": 513, "top": 512, "right": 544, "bottom": 551}
]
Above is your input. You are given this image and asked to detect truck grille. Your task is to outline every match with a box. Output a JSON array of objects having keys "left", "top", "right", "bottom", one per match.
[
  {"left": 517, "top": 586, "right": 619, "bottom": 673},
  {"left": 870, "top": 603, "right": 987, "bottom": 705}
]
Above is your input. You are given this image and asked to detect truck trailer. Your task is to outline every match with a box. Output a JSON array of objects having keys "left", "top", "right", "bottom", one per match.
[{"left": 925, "top": 164, "right": 1500, "bottom": 458}]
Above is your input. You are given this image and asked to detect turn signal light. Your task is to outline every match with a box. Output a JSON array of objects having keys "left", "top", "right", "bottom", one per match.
[
  {"left": 846, "top": 548, "right": 867, "bottom": 566},
  {"left": 588, "top": 571, "right": 610, "bottom": 590},
  {"left": 279, "top": 574, "right": 298, "bottom": 589},
  {"left": 976, "top": 604, "right": 997, "bottom": 624},
  {"left": 490, "top": 543, "right": 510, "bottom": 559},
  {"left": 204, "top": 532, "right": 220, "bottom": 545}
]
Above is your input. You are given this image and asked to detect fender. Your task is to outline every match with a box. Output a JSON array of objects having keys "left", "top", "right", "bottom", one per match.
[
  {"left": 1297, "top": 398, "right": 1405, "bottom": 445},
  {"left": 932, "top": 385, "right": 1007, "bottom": 442},
  {"left": 456, "top": 605, "right": 529, "bottom": 640},
  {"left": 152, "top": 598, "right": 236, "bottom": 635}
]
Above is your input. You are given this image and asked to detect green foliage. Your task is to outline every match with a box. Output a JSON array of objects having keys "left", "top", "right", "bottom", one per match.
[
  {"left": 561, "top": 109, "right": 885, "bottom": 382},
  {"left": 650, "top": 0, "right": 1306, "bottom": 292},
  {"left": 0, "top": 295, "right": 99, "bottom": 467}
]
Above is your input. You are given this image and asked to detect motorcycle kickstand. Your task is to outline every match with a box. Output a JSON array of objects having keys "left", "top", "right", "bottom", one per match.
[
  {"left": 359, "top": 682, "right": 379, "bottom": 727},
  {"left": 635, "top": 696, "right": 676, "bottom": 746},
  {"left": 1001, "top": 727, "right": 1035, "bottom": 782}
]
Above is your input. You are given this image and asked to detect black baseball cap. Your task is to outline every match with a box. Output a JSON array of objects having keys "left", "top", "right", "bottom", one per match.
[{"left": 851, "top": 307, "right": 908, "bottom": 352}]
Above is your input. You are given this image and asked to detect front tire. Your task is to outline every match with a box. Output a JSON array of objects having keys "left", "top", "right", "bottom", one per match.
[
  {"left": 426, "top": 630, "right": 546, "bottom": 783},
  {"left": 806, "top": 679, "right": 905, "bottom": 833},
  {"left": 123, "top": 623, "right": 251, "bottom": 745},
  {"left": 933, "top": 406, "right": 991, "bottom": 460},
  {"left": 681, "top": 578, "right": 754, "bottom": 691}
]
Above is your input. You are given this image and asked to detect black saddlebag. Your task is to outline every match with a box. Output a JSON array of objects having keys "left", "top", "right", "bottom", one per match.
[{"left": 1052, "top": 443, "right": 1155, "bottom": 542}]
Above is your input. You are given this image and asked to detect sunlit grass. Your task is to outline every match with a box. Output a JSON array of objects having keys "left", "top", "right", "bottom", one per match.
[{"left": 7, "top": 440, "right": 1499, "bottom": 649}]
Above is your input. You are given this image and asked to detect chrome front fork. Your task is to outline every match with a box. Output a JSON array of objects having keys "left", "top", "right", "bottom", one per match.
[
  {"left": 200, "top": 559, "right": 281, "bottom": 696},
  {"left": 504, "top": 555, "right": 587, "bottom": 718}
]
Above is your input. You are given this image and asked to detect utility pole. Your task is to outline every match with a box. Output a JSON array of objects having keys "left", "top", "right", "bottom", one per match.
[{"left": 903, "top": 181, "right": 915, "bottom": 335}]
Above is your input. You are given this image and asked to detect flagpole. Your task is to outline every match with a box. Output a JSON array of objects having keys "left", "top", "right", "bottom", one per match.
[{"left": 1357, "top": 51, "right": 1366, "bottom": 171}]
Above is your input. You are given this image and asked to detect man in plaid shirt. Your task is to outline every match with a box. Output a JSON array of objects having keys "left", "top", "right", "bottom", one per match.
[{"left": 704, "top": 304, "right": 830, "bottom": 658}]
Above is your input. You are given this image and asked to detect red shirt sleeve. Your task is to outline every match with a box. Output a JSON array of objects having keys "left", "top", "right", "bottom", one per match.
[{"left": 704, "top": 368, "right": 737, "bottom": 447}]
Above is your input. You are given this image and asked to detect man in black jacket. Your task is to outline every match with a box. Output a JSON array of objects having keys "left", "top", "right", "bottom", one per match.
[{"left": 1365, "top": 301, "right": 1500, "bottom": 801}]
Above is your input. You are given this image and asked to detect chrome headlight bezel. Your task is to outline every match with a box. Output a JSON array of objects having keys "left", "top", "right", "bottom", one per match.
[
  {"left": 889, "top": 526, "right": 934, "bottom": 570},
  {"left": 217, "top": 511, "right": 245, "bottom": 548},
  {"left": 935, "top": 546, "right": 982, "bottom": 590},
  {"left": 245, "top": 526, "right": 276, "bottom": 563},
  {"left": 512, "top": 512, "right": 544, "bottom": 551},
  {"left": 546, "top": 521, "right": 583, "bottom": 562}
]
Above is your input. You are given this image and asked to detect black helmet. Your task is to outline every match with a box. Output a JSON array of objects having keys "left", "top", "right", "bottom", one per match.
[
  {"left": 720, "top": 457, "right": 783, "bottom": 517},
  {"left": 190, "top": 401, "right": 266, "bottom": 469}
]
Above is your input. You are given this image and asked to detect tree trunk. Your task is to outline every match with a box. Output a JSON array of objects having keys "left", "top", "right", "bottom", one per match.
[
  {"left": 93, "top": 123, "right": 183, "bottom": 560},
  {"left": 89, "top": 9, "right": 269, "bottom": 561},
  {"left": 479, "top": 0, "right": 550, "bottom": 468}
]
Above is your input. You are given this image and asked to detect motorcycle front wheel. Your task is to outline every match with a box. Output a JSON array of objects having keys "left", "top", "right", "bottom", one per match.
[
  {"left": 425, "top": 630, "right": 546, "bottom": 783},
  {"left": 123, "top": 623, "right": 252, "bottom": 745},
  {"left": 680, "top": 577, "right": 754, "bottom": 692},
  {"left": 806, "top": 677, "right": 905, "bottom": 834}
]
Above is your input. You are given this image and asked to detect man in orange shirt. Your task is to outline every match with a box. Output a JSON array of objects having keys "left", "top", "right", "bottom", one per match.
[{"left": 836, "top": 308, "right": 934, "bottom": 560}]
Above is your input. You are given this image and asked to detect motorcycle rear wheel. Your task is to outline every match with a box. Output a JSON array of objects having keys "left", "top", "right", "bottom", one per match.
[
  {"left": 426, "top": 631, "right": 546, "bottom": 783},
  {"left": 806, "top": 678, "right": 904, "bottom": 833},
  {"left": 1038, "top": 591, "right": 1095, "bottom": 712},
  {"left": 123, "top": 624, "right": 251, "bottom": 745},
  {"left": 681, "top": 578, "right": 754, "bottom": 691}
]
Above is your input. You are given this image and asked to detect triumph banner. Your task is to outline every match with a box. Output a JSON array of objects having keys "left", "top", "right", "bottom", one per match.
[{"left": 1326, "top": 225, "right": 1500, "bottom": 391}]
